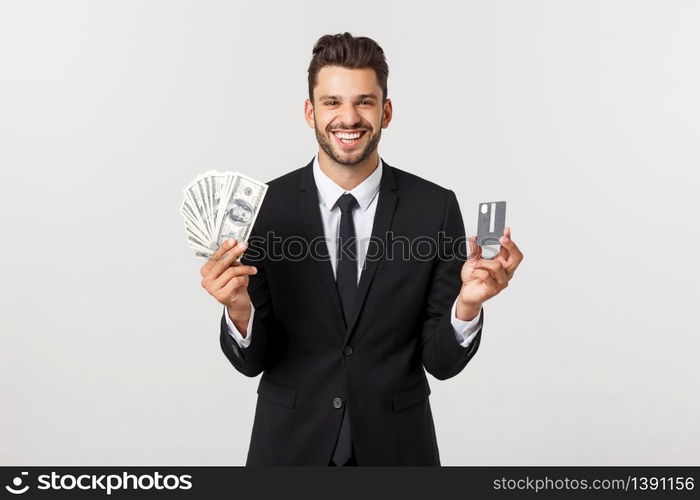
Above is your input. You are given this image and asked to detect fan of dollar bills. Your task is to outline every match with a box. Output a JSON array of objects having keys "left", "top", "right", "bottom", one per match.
[{"left": 180, "top": 171, "right": 268, "bottom": 258}]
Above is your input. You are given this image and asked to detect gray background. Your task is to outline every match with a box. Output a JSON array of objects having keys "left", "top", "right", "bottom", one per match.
[{"left": 1, "top": 0, "right": 698, "bottom": 465}]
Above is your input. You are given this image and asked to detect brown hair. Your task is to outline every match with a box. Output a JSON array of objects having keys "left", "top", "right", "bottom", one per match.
[{"left": 307, "top": 32, "right": 389, "bottom": 104}]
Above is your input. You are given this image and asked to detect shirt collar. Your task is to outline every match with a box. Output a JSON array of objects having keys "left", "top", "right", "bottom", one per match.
[{"left": 312, "top": 154, "right": 383, "bottom": 212}]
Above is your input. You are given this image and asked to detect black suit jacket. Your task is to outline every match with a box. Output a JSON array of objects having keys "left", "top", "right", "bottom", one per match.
[{"left": 219, "top": 157, "right": 484, "bottom": 465}]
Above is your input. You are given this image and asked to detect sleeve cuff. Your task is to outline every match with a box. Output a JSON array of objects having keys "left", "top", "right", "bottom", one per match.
[
  {"left": 450, "top": 298, "right": 483, "bottom": 348},
  {"left": 224, "top": 303, "right": 255, "bottom": 348}
]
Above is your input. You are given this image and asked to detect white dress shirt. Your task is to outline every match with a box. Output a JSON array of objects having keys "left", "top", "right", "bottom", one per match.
[{"left": 225, "top": 153, "right": 483, "bottom": 348}]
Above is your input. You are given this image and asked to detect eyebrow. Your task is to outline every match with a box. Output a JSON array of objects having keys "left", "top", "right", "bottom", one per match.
[{"left": 319, "top": 93, "right": 378, "bottom": 101}]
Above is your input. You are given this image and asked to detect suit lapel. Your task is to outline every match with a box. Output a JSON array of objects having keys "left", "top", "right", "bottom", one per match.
[
  {"left": 343, "top": 167, "right": 397, "bottom": 345},
  {"left": 298, "top": 159, "right": 346, "bottom": 333},
  {"left": 297, "top": 157, "right": 399, "bottom": 343}
]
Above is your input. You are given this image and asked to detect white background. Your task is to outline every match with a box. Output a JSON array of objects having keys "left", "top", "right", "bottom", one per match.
[{"left": 1, "top": 0, "right": 698, "bottom": 465}]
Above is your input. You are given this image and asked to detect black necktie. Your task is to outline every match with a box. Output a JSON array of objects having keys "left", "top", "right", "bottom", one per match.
[
  {"left": 335, "top": 193, "right": 359, "bottom": 325},
  {"left": 331, "top": 192, "right": 358, "bottom": 466}
]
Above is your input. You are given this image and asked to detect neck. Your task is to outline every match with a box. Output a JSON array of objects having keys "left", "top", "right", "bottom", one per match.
[{"left": 317, "top": 149, "right": 379, "bottom": 191}]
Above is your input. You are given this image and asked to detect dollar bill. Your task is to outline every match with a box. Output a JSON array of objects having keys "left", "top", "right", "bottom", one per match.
[
  {"left": 214, "top": 172, "right": 268, "bottom": 248},
  {"left": 180, "top": 170, "right": 268, "bottom": 259}
]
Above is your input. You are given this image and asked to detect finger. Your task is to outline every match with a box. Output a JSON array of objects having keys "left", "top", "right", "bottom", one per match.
[
  {"left": 495, "top": 242, "right": 510, "bottom": 270},
  {"left": 467, "top": 235, "right": 482, "bottom": 261},
  {"left": 209, "top": 240, "right": 249, "bottom": 279},
  {"left": 211, "top": 238, "right": 237, "bottom": 262},
  {"left": 207, "top": 266, "right": 237, "bottom": 293},
  {"left": 468, "top": 235, "right": 478, "bottom": 260},
  {"left": 215, "top": 274, "right": 245, "bottom": 299},
  {"left": 499, "top": 228, "right": 523, "bottom": 272},
  {"left": 212, "top": 265, "right": 257, "bottom": 291},
  {"left": 472, "top": 268, "right": 490, "bottom": 282},
  {"left": 201, "top": 238, "right": 237, "bottom": 277},
  {"left": 481, "top": 273, "right": 500, "bottom": 297},
  {"left": 467, "top": 269, "right": 500, "bottom": 298},
  {"left": 218, "top": 273, "right": 247, "bottom": 303},
  {"left": 473, "top": 258, "right": 508, "bottom": 288}
]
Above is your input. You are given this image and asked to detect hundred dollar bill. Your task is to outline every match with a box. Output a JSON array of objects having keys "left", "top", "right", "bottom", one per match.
[
  {"left": 183, "top": 180, "right": 212, "bottom": 240},
  {"left": 181, "top": 170, "right": 268, "bottom": 259},
  {"left": 214, "top": 172, "right": 268, "bottom": 248},
  {"left": 209, "top": 171, "right": 232, "bottom": 240}
]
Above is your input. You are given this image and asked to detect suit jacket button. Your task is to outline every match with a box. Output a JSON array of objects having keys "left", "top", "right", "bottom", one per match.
[
  {"left": 343, "top": 346, "right": 353, "bottom": 356},
  {"left": 333, "top": 397, "right": 343, "bottom": 409}
]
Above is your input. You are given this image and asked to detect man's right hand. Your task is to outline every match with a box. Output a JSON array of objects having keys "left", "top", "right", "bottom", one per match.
[{"left": 199, "top": 238, "right": 258, "bottom": 337}]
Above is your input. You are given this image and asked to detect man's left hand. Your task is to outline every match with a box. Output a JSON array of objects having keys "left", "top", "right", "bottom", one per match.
[{"left": 455, "top": 227, "right": 524, "bottom": 320}]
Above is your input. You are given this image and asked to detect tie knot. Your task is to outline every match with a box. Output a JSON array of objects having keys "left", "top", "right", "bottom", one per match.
[{"left": 336, "top": 193, "right": 358, "bottom": 214}]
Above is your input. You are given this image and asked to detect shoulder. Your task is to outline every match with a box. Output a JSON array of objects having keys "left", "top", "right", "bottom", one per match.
[
  {"left": 263, "top": 163, "right": 308, "bottom": 191},
  {"left": 386, "top": 163, "right": 455, "bottom": 203}
]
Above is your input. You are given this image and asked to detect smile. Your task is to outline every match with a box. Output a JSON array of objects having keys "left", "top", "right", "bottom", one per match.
[{"left": 332, "top": 130, "right": 367, "bottom": 148}]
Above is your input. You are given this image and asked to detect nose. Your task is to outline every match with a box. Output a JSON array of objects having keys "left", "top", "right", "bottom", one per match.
[{"left": 334, "top": 102, "right": 364, "bottom": 129}]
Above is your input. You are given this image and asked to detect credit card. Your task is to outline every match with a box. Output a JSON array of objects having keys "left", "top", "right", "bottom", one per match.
[{"left": 476, "top": 201, "right": 506, "bottom": 259}]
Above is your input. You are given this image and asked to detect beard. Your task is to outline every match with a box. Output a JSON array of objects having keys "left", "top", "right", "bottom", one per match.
[{"left": 314, "top": 116, "right": 382, "bottom": 167}]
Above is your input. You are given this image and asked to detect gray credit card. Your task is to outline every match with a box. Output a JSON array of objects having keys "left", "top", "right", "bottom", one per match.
[{"left": 476, "top": 201, "right": 506, "bottom": 259}]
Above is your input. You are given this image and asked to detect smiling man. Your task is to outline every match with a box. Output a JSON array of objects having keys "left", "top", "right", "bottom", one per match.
[{"left": 200, "top": 32, "right": 523, "bottom": 466}]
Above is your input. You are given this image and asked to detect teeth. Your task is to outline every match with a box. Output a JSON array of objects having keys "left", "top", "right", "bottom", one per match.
[{"left": 334, "top": 131, "right": 363, "bottom": 140}]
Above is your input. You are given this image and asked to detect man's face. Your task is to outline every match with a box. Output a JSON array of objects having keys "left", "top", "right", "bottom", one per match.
[{"left": 305, "top": 65, "right": 392, "bottom": 167}]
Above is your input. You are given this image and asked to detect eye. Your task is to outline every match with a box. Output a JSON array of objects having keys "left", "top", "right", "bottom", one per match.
[
  {"left": 325, "top": 100, "right": 338, "bottom": 106},
  {"left": 360, "top": 100, "right": 374, "bottom": 106}
]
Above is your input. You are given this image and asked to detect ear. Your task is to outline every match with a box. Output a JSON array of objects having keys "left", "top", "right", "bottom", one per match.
[
  {"left": 382, "top": 98, "right": 393, "bottom": 129},
  {"left": 304, "top": 98, "right": 315, "bottom": 128}
]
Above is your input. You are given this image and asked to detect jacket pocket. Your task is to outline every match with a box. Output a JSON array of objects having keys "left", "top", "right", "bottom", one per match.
[
  {"left": 393, "top": 379, "right": 431, "bottom": 412},
  {"left": 257, "top": 375, "right": 296, "bottom": 409}
]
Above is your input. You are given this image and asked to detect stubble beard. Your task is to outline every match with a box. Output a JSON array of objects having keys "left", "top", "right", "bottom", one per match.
[{"left": 314, "top": 114, "right": 383, "bottom": 168}]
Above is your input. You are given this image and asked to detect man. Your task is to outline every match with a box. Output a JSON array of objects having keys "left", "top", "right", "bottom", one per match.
[{"left": 200, "top": 32, "right": 523, "bottom": 466}]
